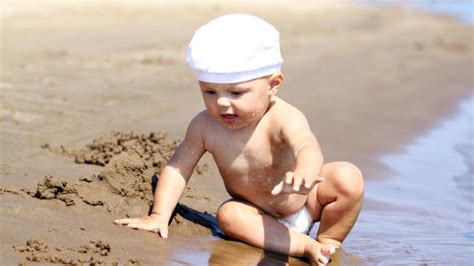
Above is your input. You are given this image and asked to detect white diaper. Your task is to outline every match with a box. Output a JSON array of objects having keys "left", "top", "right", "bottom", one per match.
[{"left": 278, "top": 206, "right": 314, "bottom": 235}]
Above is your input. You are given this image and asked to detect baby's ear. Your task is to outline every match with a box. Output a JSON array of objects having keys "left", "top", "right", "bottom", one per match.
[{"left": 268, "top": 72, "right": 284, "bottom": 95}]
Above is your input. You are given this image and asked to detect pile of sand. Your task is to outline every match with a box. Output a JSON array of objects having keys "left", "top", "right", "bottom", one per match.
[
  {"left": 22, "top": 150, "right": 155, "bottom": 217},
  {"left": 30, "top": 175, "right": 78, "bottom": 206},
  {"left": 43, "top": 131, "right": 208, "bottom": 175},
  {"left": 33, "top": 131, "right": 212, "bottom": 222},
  {"left": 73, "top": 131, "right": 175, "bottom": 168},
  {"left": 24, "top": 146, "right": 212, "bottom": 235}
]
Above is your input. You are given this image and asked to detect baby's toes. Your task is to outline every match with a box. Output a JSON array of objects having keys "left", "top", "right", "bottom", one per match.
[
  {"left": 316, "top": 245, "right": 336, "bottom": 265},
  {"left": 321, "top": 245, "right": 336, "bottom": 256},
  {"left": 306, "top": 242, "right": 337, "bottom": 265},
  {"left": 317, "top": 255, "right": 330, "bottom": 265}
]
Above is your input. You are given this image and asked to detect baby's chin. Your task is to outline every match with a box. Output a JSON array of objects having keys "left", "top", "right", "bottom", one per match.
[
  {"left": 219, "top": 120, "right": 244, "bottom": 130},
  {"left": 218, "top": 117, "right": 253, "bottom": 130}
]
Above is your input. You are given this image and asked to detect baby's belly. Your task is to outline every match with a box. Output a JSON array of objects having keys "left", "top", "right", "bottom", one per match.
[
  {"left": 217, "top": 149, "right": 303, "bottom": 217},
  {"left": 228, "top": 186, "right": 308, "bottom": 218}
]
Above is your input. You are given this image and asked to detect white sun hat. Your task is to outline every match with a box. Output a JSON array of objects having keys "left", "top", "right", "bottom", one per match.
[{"left": 187, "top": 13, "right": 283, "bottom": 84}]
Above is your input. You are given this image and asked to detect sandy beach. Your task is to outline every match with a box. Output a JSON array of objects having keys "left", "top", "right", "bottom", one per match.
[{"left": 1, "top": 0, "right": 472, "bottom": 264}]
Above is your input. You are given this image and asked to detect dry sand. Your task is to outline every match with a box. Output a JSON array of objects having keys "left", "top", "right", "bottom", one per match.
[{"left": 1, "top": 0, "right": 472, "bottom": 264}]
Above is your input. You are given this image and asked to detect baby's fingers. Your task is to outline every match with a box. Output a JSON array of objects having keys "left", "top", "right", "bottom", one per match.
[
  {"left": 271, "top": 181, "right": 284, "bottom": 195},
  {"left": 143, "top": 224, "right": 168, "bottom": 239},
  {"left": 126, "top": 221, "right": 161, "bottom": 232},
  {"left": 285, "top": 171, "right": 294, "bottom": 184},
  {"left": 114, "top": 218, "right": 138, "bottom": 225},
  {"left": 303, "top": 176, "right": 324, "bottom": 189},
  {"left": 292, "top": 173, "right": 303, "bottom": 191},
  {"left": 125, "top": 221, "right": 146, "bottom": 230},
  {"left": 158, "top": 226, "right": 169, "bottom": 239}
]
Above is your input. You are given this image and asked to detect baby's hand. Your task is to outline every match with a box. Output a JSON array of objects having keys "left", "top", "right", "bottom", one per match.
[
  {"left": 114, "top": 213, "right": 169, "bottom": 238},
  {"left": 271, "top": 171, "right": 324, "bottom": 195}
]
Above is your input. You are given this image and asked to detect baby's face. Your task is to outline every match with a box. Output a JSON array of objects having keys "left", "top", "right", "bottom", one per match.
[{"left": 199, "top": 77, "right": 274, "bottom": 130}]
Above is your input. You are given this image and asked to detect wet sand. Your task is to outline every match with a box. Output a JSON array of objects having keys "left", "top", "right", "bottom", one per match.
[{"left": 1, "top": 0, "right": 473, "bottom": 264}]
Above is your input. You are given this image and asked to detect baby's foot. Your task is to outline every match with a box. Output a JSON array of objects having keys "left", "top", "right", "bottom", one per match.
[{"left": 304, "top": 241, "right": 336, "bottom": 266}]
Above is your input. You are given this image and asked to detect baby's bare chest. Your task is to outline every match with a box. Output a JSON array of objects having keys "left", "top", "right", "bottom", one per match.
[{"left": 209, "top": 133, "right": 295, "bottom": 184}]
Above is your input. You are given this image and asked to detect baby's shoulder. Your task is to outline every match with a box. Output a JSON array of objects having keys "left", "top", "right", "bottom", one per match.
[
  {"left": 188, "top": 110, "right": 216, "bottom": 132},
  {"left": 188, "top": 110, "right": 225, "bottom": 136},
  {"left": 269, "top": 97, "right": 307, "bottom": 123},
  {"left": 191, "top": 110, "right": 211, "bottom": 123}
]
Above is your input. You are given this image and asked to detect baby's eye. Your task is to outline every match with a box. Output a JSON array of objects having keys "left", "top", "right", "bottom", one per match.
[
  {"left": 204, "top": 90, "right": 216, "bottom": 95},
  {"left": 231, "top": 91, "right": 242, "bottom": 96}
]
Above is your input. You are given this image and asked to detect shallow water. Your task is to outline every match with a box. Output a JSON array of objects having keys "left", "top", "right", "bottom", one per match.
[
  {"left": 346, "top": 95, "right": 474, "bottom": 264},
  {"left": 357, "top": 0, "right": 474, "bottom": 24}
]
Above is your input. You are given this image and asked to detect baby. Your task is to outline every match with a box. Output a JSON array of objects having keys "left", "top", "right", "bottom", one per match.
[{"left": 115, "top": 14, "right": 364, "bottom": 265}]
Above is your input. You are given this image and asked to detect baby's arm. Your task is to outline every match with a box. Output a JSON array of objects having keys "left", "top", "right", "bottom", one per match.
[
  {"left": 114, "top": 114, "right": 206, "bottom": 238},
  {"left": 271, "top": 107, "right": 324, "bottom": 195}
]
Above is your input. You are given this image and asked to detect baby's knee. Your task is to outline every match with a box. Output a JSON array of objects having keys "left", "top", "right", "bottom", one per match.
[
  {"left": 216, "top": 201, "right": 244, "bottom": 233},
  {"left": 330, "top": 162, "right": 364, "bottom": 200}
]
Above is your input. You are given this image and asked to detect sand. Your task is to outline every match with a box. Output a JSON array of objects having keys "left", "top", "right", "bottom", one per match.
[{"left": 1, "top": 0, "right": 472, "bottom": 264}]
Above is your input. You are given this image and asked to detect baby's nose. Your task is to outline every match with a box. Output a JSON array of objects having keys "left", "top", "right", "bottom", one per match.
[{"left": 217, "top": 96, "right": 231, "bottom": 107}]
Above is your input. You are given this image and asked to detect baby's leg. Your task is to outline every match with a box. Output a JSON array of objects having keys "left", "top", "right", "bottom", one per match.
[
  {"left": 306, "top": 161, "right": 364, "bottom": 248},
  {"left": 217, "top": 200, "right": 335, "bottom": 265}
]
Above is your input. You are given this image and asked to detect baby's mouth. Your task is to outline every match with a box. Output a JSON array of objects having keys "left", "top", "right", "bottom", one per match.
[{"left": 221, "top": 114, "right": 238, "bottom": 123}]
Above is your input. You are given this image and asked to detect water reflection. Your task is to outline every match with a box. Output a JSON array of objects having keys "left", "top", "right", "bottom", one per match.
[
  {"left": 166, "top": 236, "right": 309, "bottom": 265},
  {"left": 206, "top": 238, "right": 365, "bottom": 266}
]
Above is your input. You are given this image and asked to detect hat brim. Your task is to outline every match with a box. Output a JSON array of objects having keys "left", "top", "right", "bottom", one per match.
[{"left": 195, "top": 63, "right": 282, "bottom": 84}]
